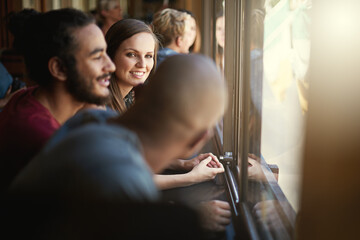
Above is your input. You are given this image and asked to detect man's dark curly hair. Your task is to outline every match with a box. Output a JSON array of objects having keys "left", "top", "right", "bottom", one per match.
[{"left": 8, "top": 8, "right": 95, "bottom": 87}]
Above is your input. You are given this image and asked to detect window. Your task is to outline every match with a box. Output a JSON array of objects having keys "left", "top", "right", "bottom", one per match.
[{"left": 219, "top": 0, "right": 311, "bottom": 238}]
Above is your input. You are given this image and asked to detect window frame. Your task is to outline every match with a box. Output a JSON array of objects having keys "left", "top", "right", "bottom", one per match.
[{"left": 220, "top": 0, "right": 297, "bottom": 238}]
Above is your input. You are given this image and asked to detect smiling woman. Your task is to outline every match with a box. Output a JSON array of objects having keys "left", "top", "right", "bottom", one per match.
[
  {"left": 113, "top": 32, "right": 155, "bottom": 95},
  {"left": 105, "top": 18, "right": 159, "bottom": 113}
]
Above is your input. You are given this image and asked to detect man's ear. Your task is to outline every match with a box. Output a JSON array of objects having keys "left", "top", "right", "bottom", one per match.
[
  {"left": 175, "top": 36, "right": 183, "bottom": 48},
  {"left": 48, "top": 57, "right": 67, "bottom": 81},
  {"left": 184, "top": 129, "right": 213, "bottom": 158}
]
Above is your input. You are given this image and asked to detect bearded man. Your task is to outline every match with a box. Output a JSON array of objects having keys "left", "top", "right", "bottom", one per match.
[{"left": 0, "top": 8, "right": 115, "bottom": 192}]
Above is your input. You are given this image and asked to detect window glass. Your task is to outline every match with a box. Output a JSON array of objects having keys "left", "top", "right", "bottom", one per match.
[
  {"left": 210, "top": 0, "right": 225, "bottom": 153},
  {"left": 215, "top": 0, "right": 225, "bottom": 75},
  {"left": 246, "top": 0, "right": 311, "bottom": 237}
]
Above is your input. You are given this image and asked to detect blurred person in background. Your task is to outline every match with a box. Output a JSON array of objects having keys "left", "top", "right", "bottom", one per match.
[
  {"left": 215, "top": 12, "right": 225, "bottom": 73},
  {"left": 179, "top": 9, "right": 201, "bottom": 53},
  {"left": 96, "top": 0, "right": 123, "bottom": 35},
  {"left": 152, "top": 8, "right": 194, "bottom": 65}
]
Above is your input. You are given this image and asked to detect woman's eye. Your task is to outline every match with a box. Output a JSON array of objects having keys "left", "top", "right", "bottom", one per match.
[
  {"left": 126, "top": 52, "right": 136, "bottom": 57},
  {"left": 94, "top": 55, "right": 102, "bottom": 60},
  {"left": 145, "top": 54, "right": 153, "bottom": 59}
]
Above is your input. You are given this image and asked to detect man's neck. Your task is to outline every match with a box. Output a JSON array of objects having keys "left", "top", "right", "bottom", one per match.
[
  {"left": 34, "top": 86, "right": 84, "bottom": 125},
  {"left": 165, "top": 43, "right": 181, "bottom": 54},
  {"left": 138, "top": 133, "right": 180, "bottom": 174},
  {"left": 114, "top": 114, "right": 185, "bottom": 174}
]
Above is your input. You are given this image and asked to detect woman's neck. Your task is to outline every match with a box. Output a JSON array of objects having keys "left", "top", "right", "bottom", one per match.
[{"left": 117, "top": 82, "right": 133, "bottom": 98}]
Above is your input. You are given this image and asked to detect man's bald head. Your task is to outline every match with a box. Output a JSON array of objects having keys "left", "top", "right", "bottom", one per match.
[{"left": 125, "top": 54, "right": 227, "bottom": 143}]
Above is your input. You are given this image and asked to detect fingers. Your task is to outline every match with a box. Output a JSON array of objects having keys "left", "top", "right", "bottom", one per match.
[
  {"left": 212, "top": 166, "right": 224, "bottom": 174},
  {"left": 206, "top": 160, "right": 221, "bottom": 168},
  {"left": 9, "top": 88, "right": 23, "bottom": 98},
  {"left": 203, "top": 153, "right": 222, "bottom": 168},
  {"left": 209, "top": 217, "right": 230, "bottom": 232},
  {"left": 211, "top": 154, "right": 222, "bottom": 168},
  {"left": 197, "top": 152, "right": 213, "bottom": 161},
  {"left": 199, "top": 153, "right": 217, "bottom": 160},
  {"left": 248, "top": 158, "right": 257, "bottom": 165},
  {"left": 5, "top": 86, "right": 25, "bottom": 100},
  {"left": 212, "top": 201, "right": 231, "bottom": 230},
  {"left": 201, "top": 156, "right": 213, "bottom": 165},
  {"left": 5, "top": 85, "right": 12, "bottom": 95},
  {"left": 218, "top": 216, "right": 231, "bottom": 225},
  {"left": 201, "top": 156, "right": 219, "bottom": 166},
  {"left": 248, "top": 153, "right": 260, "bottom": 161},
  {"left": 212, "top": 199, "right": 231, "bottom": 210},
  {"left": 199, "top": 200, "right": 232, "bottom": 232}
]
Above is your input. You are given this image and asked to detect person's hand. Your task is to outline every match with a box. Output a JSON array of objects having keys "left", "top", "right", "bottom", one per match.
[
  {"left": 182, "top": 153, "right": 220, "bottom": 171},
  {"left": 197, "top": 200, "right": 231, "bottom": 232},
  {"left": 187, "top": 155, "right": 224, "bottom": 183},
  {"left": 0, "top": 85, "right": 24, "bottom": 109},
  {"left": 248, "top": 153, "right": 266, "bottom": 181},
  {"left": 253, "top": 200, "right": 295, "bottom": 232}
]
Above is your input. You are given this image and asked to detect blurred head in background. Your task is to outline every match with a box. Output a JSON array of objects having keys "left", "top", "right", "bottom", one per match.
[
  {"left": 96, "top": 0, "right": 123, "bottom": 35},
  {"left": 152, "top": 8, "right": 193, "bottom": 54}
]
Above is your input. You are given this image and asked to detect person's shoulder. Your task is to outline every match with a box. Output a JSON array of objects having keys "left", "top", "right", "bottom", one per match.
[
  {"left": 9, "top": 119, "right": 157, "bottom": 203},
  {"left": 157, "top": 48, "right": 179, "bottom": 67},
  {"left": 78, "top": 123, "right": 140, "bottom": 155},
  {"left": 3, "top": 86, "right": 30, "bottom": 103},
  {"left": 35, "top": 123, "right": 152, "bottom": 195},
  {"left": 0, "top": 63, "right": 13, "bottom": 98},
  {"left": 46, "top": 121, "right": 140, "bottom": 160},
  {"left": 158, "top": 47, "right": 178, "bottom": 56},
  {"left": 0, "top": 87, "right": 59, "bottom": 136},
  {"left": 64, "top": 108, "right": 119, "bottom": 130},
  {"left": 4, "top": 86, "right": 42, "bottom": 112},
  {"left": 20, "top": 93, "right": 60, "bottom": 131},
  {"left": 43, "top": 108, "right": 119, "bottom": 152}
]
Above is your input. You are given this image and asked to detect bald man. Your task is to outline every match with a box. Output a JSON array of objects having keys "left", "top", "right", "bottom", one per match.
[{"left": 8, "top": 54, "right": 230, "bottom": 232}]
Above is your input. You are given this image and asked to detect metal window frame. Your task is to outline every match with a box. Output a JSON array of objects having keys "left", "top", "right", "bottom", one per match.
[{"left": 222, "top": 0, "right": 296, "bottom": 239}]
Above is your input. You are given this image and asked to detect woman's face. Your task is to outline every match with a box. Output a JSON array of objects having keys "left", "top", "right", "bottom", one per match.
[
  {"left": 186, "top": 16, "right": 197, "bottom": 48},
  {"left": 113, "top": 32, "right": 155, "bottom": 90},
  {"left": 216, "top": 16, "right": 225, "bottom": 48},
  {"left": 178, "top": 16, "right": 196, "bottom": 54}
]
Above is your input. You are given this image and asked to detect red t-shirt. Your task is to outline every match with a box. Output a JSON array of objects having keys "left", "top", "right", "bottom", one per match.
[{"left": 0, "top": 87, "right": 60, "bottom": 191}]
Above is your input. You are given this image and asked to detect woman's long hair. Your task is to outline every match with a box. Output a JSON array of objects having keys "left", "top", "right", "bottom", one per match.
[{"left": 105, "top": 18, "right": 159, "bottom": 113}]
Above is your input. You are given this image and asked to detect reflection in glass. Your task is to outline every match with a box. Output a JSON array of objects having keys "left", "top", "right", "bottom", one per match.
[
  {"left": 213, "top": 0, "right": 225, "bottom": 143},
  {"left": 261, "top": 0, "right": 311, "bottom": 211},
  {"left": 246, "top": 0, "right": 311, "bottom": 238},
  {"left": 215, "top": 9, "right": 225, "bottom": 74}
]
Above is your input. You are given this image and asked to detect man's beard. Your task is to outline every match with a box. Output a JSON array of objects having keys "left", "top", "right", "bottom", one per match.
[{"left": 65, "top": 65, "right": 111, "bottom": 106}]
